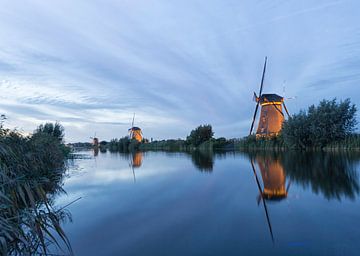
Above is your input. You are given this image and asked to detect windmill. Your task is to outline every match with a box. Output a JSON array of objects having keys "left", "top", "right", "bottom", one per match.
[
  {"left": 249, "top": 57, "right": 291, "bottom": 138},
  {"left": 128, "top": 113, "right": 143, "bottom": 142},
  {"left": 90, "top": 132, "right": 99, "bottom": 147}
]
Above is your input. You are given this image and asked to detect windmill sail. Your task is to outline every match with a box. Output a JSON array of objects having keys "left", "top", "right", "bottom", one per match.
[{"left": 249, "top": 57, "right": 267, "bottom": 135}]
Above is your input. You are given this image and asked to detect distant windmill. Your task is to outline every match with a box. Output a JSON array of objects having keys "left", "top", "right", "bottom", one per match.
[
  {"left": 90, "top": 132, "right": 99, "bottom": 147},
  {"left": 249, "top": 57, "right": 291, "bottom": 137},
  {"left": 128, "top": 113, "right": 143, "bottom": 142}
]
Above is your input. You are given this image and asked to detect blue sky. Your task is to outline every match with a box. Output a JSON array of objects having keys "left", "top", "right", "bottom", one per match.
[{"left": 0, "top": 0, "right": 359, "bottom": 142}]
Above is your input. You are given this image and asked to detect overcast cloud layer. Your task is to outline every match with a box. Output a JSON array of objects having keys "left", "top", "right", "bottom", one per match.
[{"left": 0, "top": 0, "right": 359, "bottom": 142}]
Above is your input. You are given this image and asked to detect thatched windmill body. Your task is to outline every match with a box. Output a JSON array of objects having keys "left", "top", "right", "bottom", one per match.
[
  {"left": 128, "top": 113, "right": 143, "bottom": 142},
  {"left": 249, "top": 57, "right": 290, "bottom": 138}
]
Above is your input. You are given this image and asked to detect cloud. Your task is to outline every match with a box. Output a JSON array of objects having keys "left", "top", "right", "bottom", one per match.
[{"left": 0, "top": 0, "right": 360, "bottom": 141}]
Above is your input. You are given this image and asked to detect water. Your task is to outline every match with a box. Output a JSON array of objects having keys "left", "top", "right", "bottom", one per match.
[{"left": 56, "top": 150, "right": 360, "bottom": 255}]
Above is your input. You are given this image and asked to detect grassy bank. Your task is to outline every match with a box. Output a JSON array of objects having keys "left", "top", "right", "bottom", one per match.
[
  {"left": 233, "top": 134, "right": 360, "bottom": 152},
  {"left": 0, "top": 122, "right": 72, "bottom": 255}
]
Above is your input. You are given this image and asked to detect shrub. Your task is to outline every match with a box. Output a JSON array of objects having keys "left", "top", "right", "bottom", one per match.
[
  {"left": 282, "top": 98, "right": 357, "bottom": 148},
  {"left": 186, "top": 125, "right": 214, "bottom": 147}
]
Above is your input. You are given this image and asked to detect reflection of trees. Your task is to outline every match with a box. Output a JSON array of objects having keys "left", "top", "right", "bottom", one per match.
[
  {"left": 191, "top": 150, "right": 214, "bottom": 172},
  {"left": 283, "top": 151, "right": 360, "bottom": 200},
  {"left": 245, "top": 151, "right": 360, "bottom": 201}
]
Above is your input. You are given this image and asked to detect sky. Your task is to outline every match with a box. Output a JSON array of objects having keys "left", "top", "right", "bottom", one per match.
[{"left": 0, "top": 0, "right": 359, "bottom": 142}]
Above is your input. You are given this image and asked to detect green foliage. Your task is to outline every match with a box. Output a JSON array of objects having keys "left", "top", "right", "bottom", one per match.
[
  {"left": 235, "top": 135, "right": 285, "bottom": 151},
  {"left": 186, "top": 124, "right": 214, "bottom": 147},
  {"left": 34, "top": 122, "right": 65, "bottom": 142},
  {"left": 0, "top": 122, "right": 72, "bottom": 254},
  {"left": 282, "top": 98, "right": 357, "bottom": 148},
  {"left": 140, "top": 139, "right": 187, "bottom": 151},
  {"left": 108, "top": 137, "right": 131, "bottom": 152},
  {"left": 212, "top": 137, "right": 232, "bottom": 149}
]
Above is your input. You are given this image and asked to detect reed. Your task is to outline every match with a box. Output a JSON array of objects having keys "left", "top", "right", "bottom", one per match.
[{"left": 0, "top": 123, "right": 72, "bottom": 255}]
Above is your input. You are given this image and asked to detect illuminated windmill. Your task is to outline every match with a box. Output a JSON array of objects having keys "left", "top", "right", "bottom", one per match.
[
  {"left": 249, "top": 57, "right": 291, "bottom": 138},
  {"left": 128, "top": 113, "right": 143, "bottom": 142}
]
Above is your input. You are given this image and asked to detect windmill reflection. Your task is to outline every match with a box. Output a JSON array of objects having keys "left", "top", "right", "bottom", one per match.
[
  {"left": 130, "top": 151, "right": 143, "bottom": 182},
  {"left": 93, "top": 147, "right": 99, "bottom": 157},
  {"left": 250, "top": 155, "right": 290, "bottom": 243},
  {"left": 256, "top": 156, "right": 290, "bottom": 201}
]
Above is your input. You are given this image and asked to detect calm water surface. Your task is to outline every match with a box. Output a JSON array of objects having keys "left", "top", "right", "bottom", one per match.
[{"left": 56, "top": 150, "right": 360, "bottom": 255}]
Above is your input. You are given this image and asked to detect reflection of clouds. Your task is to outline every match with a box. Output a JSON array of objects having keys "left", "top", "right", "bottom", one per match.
[
  {"left": 1, "top": 0, "right": 360, "bottom": 140},
  {"left": 65, "top": 162, "right": 178, "bottom": 186}
]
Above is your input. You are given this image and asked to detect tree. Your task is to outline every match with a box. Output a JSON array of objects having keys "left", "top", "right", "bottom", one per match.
[
  {"left": 34, "top": 122, "right": 65, "bottom": 142},
  {"left": 186, "top": 124, "right": 214, "bottom": 147},
  {"left": 282, "top": 98, "right": 357, "bottom": 148}
]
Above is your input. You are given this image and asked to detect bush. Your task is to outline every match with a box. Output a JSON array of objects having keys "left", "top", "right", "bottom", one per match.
[
  {"left": 108, "top": 137, "right": 131, "bottom": 152},
  {"left": 282, "top": 98, "right": 357, "bottom": 149},
  {"left": 34, "top": 122, "right": 65, "bottom": 142},
  {"left": 0, "top": 121, "right": 71, "bottom": 254},
  {"left": 186, "top": 124, "right": 214, "bottom": 147}
]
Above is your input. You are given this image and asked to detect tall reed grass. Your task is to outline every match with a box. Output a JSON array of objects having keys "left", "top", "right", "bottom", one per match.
[{"left": 0, "top": 123, "right": 72, "bottom": 255}]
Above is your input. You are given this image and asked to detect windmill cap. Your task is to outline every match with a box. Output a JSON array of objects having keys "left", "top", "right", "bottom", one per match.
[
  {"left": 128, "top": 127, "right": 141, "bottom": 131},
  {"left": 259, "top": 94, "right": 283, "bottom": 104}
]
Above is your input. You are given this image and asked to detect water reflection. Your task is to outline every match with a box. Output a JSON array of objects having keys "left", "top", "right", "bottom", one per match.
[
  {"left": 249, "top": 157, "right": 275, "bottom": 243},
  {"left": 190, "top": 150, "right": 214, "bottom": 172},
  {"left": 246, "top": 150, "right": 360, "bottom": 243},
  {"left": 131, "top": 152, "right": 143, "bottom": 168},
  {"left": 283, "top": 152, "right": 360, "bottom": 200},
  {"left": 255, "top": 155, "right": 289, "bottom": 201},
  {"left": 61, "top": 150, "right": 360, "bottom": 255},
  {"left": 246, "top": 151, "right": 360, "bottom": 201},
  {"left": 93, "top": 147, "right": 99, "bottom": 157},
  {"left": 130, "top": 152, "right": 143, "bottom": 182}
]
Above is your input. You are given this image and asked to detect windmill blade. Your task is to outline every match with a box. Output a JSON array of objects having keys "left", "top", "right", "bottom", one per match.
[
  {"left": 286, "top": 180, "right": 292, "bottom": 194},
  {"left": 249, "top": 103, "right": 260, "bottom": 135},
  {"left": 131, "top": 113, "right": 135, "bottom": 128},
  {"left": 259, "top": 56, "right": 267, "bottom": 96},
  {"left": 282, "top": 102, "right": 291, "bottom": 118},
  {"left": 253, "top": 92, "right": 258, "bottom": 102},
  {"left": 249, "top": 57, "right": 267, "bottom": 136}
]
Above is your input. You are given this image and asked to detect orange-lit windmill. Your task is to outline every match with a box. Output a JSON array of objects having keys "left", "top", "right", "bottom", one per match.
[
  {"left": 128, "top": 113, "right": 143, "bottom": 142},
  {"left": 249, "top": 57, "right": 291, "bottom": 138}
]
